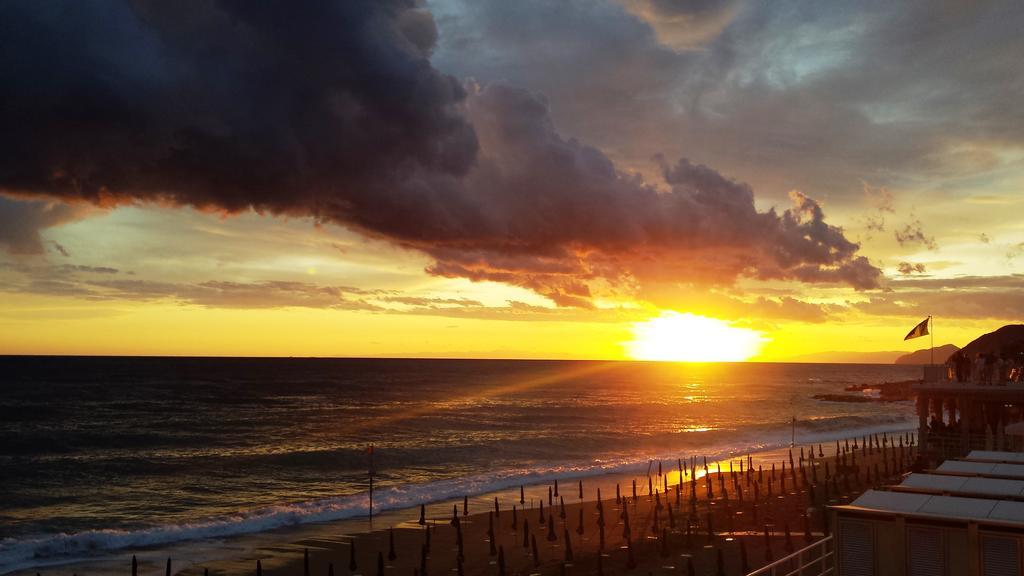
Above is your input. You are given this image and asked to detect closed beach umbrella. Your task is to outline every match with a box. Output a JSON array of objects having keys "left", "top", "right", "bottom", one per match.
[
  {"left": 166, "top": 558, "right": 171, "bottom": 576},
  {"left": 520, "top": 485, "right": 525, "bottom": 505},
  {"left": 305, "top": 548, "right": 311, "bottom": 576},
  {"left": 376, "top": 552, "right": 384, "bottom": 576},
  {"left": 523, "top": 520, "right": 530, "bottom": 547},
  {"left": 539, "top": 500, "right": 546, "bottom": 524},
  {"left": 132, "top": 555, "right": 138, "bottom": 576},
  {"left": 257, "top": 560, "right": 262, "bottom": 576},
  {"left": 389, "top": 528, "right": 397, "bottom": 561},
  {"left": 328, "top": 563, "right": 334, "bottom": 576},
  {"left": 531, "top": 534, "right": 540, "bottom": 567},
  {"left": 547, "top": 515, "right": 557, "bottom": 541},
  {"left": 494, "top": 497, "right": 500, "bottom": 517},
  {"left": 349, "top": 540, "right": 357, "bottom": 572},
  {"left": 511, "top": 505, "right": 518, "bottom": 530},
  {"left": 497, "top": 546, "right": 506, "bottom": 576},
  {"left": 418, "top": 504, "right": 426, "bottom": 525}
]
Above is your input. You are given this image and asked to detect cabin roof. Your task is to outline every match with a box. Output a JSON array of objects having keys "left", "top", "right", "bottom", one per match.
[
  {"left": 965, "top": 450, "right": 1024, "bottom": 464},
  {"left": 834, "top": 489, "right": 1024, "bottom": 527},
  {"left": 934, "top": 460, "right": 1024, "bottom": 479},
  {"left": 894, "top": 473, "right": 1024, "bottom": 498}
]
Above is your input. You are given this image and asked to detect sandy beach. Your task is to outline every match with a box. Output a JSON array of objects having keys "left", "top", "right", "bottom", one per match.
[{"left": 68, "top": 430, "right": 917, "bottom": 576}]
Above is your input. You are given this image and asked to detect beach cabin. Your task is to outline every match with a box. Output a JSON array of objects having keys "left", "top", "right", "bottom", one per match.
[{"left": 830, "top": 451, "right": 1024, "bottom": 575}]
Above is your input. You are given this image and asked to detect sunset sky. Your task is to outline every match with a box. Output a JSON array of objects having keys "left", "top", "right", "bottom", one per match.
[{"left": 1, "top": 1, "right": 1022, "bottom": 360}]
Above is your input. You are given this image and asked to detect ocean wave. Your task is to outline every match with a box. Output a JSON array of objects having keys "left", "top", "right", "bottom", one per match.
[{"left": 794, "top": 413, "right": 913, "bottom": 433}]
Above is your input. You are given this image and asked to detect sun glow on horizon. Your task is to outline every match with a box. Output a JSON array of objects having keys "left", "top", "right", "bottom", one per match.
[{"left": 626, "top": 312, "right": 767, "bottom": 362}]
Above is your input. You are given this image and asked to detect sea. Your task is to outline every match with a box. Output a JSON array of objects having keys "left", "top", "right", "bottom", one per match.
[{"left": 0, "top": 357, "right": 920, "bottom": 574}]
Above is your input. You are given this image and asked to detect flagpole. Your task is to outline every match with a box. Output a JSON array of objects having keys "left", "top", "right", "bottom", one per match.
[{"left": 929, "top": 315, "right": 934, "bottom": 367}]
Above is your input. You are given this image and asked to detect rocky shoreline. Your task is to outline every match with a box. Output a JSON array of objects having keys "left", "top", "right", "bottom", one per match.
[{"left": 812, "top": 379, "right": 918, "bottom": 403}]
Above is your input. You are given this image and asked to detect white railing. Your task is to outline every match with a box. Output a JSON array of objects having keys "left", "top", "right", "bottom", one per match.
[{"left": 745, "top": 535, "right": 834, "bottom": 576}]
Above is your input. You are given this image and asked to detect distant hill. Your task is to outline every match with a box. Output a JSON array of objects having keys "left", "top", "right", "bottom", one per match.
[
  {"left": 894, "top": 343, "right": 959, "bottom": 365},
  {"left": 960, "top": 325, "right": 1024, "bottom": 357},
  {"left": 788, "top": 350, "right": 904, "bottom": 364}
]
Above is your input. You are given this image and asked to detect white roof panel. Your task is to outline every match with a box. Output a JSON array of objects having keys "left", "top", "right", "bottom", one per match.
[
  {"left": 899, "top": 474, "right": 969, "bottom": 492},
  {"left": 934, "top": 460, "right": 1024, "bottom": 479},
  {"left": 920, "top": 495, "right": 998, "bottom": 518},
  {"left": 897, "top": 473, "right": 1024, "bottom": 497},
  {"left": 966, "top": 450, "right": 1024, "bottom": 464},
  {"left": 936, "top": 460, "right": 998, "bottom": 475},
  {"left": 990, "top": 501, "right": 1024, "bottom": 523},
  {"left": 993, "top": 463, "right": 1024, "bottom": 477},
  {"left": 839, "top": 490, "right": 1024, "bottom": 527},
  {"left": 961, "top": 477, "right": 1024, "bottom": 497},
  {"left": 850, "top": 490, "right": 932, "bottom": 512}
]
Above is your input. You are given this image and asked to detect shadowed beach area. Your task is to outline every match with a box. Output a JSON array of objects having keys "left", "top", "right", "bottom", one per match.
[{"left": 41, "top": 431, "right": 915, "bottom": 576}]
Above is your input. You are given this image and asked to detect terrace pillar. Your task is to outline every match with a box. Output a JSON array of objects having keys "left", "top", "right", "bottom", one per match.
[
  {"left": 997, "top": 408, "right": 1006, "bottom": 451},
  {"left": 960, "top": 398, "right": 971, "bottom": 455},
  {"left": 967, "top": 521, "right": 980, "bottom": 576},
  {"left": 917, "top": 393, "right": 929, "bottom": 450}
]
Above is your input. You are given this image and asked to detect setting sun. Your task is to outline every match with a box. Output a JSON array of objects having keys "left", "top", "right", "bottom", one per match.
[{"left": 625, "top": 312, "right": 767, "bottom": 362}]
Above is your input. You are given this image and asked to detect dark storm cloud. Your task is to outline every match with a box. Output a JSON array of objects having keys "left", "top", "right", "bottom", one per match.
[
  {"left": 897, "top": 262, "right": 927, "bottom": 275},
  {"left": 423, "top": 85, "right": 880, "bottom": 301},
  {"left": 895, "top": 219, "right": 938, "bottom": 250},
  {"left": 0, "top": 0, "right": 878, "bottom": 305},
  {"left": 0, "top": 197, "right": 90, "bottom": 254},
  {"left": 0, "top": 0, "right": 478, "bottom": 217},
  {"left": 431, "top": 0, "right": 1024, "bottom": 205}
]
